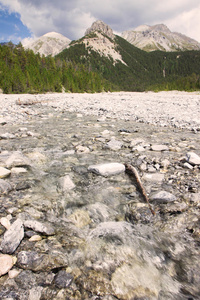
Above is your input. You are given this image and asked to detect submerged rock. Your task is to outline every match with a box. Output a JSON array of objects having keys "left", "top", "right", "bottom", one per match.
[{"left": 88, "top": 162, "right": 125, "bottom": 177}]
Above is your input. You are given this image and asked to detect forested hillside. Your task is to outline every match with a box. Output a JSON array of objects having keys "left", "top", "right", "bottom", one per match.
[
  {"left": 0, "top": 37, "right": 200, "bottom": 94},
  {"left": 0, "top": 42, "right": 110, "bottom": 94}
]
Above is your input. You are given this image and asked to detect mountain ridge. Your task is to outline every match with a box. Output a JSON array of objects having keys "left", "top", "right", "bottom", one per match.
[{"left": 23, "top": 20, "right": 200, "bottom": 56}]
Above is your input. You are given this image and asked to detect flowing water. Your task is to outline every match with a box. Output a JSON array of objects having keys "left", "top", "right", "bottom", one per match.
[{"left": 0, "top": 101, "right": 200, "bottom": 300}]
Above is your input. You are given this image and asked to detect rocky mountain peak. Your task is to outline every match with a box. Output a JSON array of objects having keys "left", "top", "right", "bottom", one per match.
[
  {"left": 85, "top": 20, "right": 115, "bottom": 40},
  {"left": 121, "top": 24, "right": 200, "bottom": 52},
  {"left": 23, "top": 32, "right": 71, "bottom": 56}
]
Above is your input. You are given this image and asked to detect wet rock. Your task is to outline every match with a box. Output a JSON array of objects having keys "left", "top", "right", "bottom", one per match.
[
  {"left": 54, "top": 270, "right": 73, "bottom": 288},
  {"left": 186, "top": 151, "right": 200, "bottom": 165},
  {"left": 88, "top": 162, "right": 125, "bottom": 177},
  {"left": 24, "top": 220, "right": 55, "bottom": 236},
  {"left": 150, "top": 144, "right": 169, "bottom": 151},
  {"left": 5, "top": 151, "right": 31, "bottom": 168},
  {"left": 125, "top": 203, "right": 154, "bottom": 224},
  {"left": 58, "top": 174, "right": 75, "bottom": 191},
  {"left": 104, "top": 138, "right": 123, "bottom": 151},
  {"left": 0, "top": 219, "right": 24, "bottom": 254},
  {"left": 0, "top": 254, "right": 16, "bottom": 276},
  {"left": 143, "top": 173, "right": 165, "bottom": 183},
  {"left": 89, "top": 221, "right": 133, "bottom": 244},
  {"left": 17, "top": 251, "right": 50, "bottom": 271},
  {"left": 0, "top": 179, "right": 13, "bottom": 194},
  {"left": 0, "top": 166, "right": 11, "bottom": 179},
  {"left": 150, "top": 191, "right": 177, "bottom": 203}
]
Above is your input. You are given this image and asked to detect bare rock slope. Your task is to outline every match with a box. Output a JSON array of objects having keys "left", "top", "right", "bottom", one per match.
[
  {"left": 121, "top": 24, "right": 200, "bottom": 52},
  {"left": 23, "top": 32, "right": 71, "bottom": 56}
]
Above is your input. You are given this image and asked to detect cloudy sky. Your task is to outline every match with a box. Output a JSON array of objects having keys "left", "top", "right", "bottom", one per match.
[{"left": 0, "top": 0, "right": 200, "bottom": 44}]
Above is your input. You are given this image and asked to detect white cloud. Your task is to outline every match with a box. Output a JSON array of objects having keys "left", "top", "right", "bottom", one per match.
[{"left": 0, "top": 0, "right": 200, "bottom": 42}]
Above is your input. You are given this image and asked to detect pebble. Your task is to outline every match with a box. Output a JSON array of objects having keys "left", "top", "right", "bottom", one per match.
[
  {"left": 150, "top": 144, "right": 169, "bottom": 151},
  {"left": 150, "top": 191, "right": 177, "bottom": 203},
  {"left": 88, "top": 162, "right": 125, "bottom": 177},
  {"left": 58, "top": 174, "right": 75, "bottom": 191},
  {"left": 24, "top": 220, "right": 55, "bottom": 236},
  {"left": 0, "top": 166, "right": 11, "bottom": 178},
  {"left": 0, "top": 254, "right": 16, "bottom": 276},
  {"left": 0, "top": 219, "right": 24, "bottom": 254},
  {"left": 186, "top": 152, "right": 200, "bottom": 165},
  {"left": 104, "top": 138, "right": 123, "bottom": 151},
  {"left": 5, "top": 151, "right": 31, "bottom": 168},
  {"left": 143, "top": 173, "right": 165, "bottom": 183},
  {"left": 54, "top": 270, "right": 73, "bottom": 288},
  {"left": 0, "top": 217, "right": 11, "bottom": 230},
  {"left": 0, "top": 178, "right": 13, "bottom": 194}
]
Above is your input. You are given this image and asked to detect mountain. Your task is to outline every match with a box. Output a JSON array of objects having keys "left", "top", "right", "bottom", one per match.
[
  {"left": 23, "top": 32, "right": 71, "bottom": 56},
  {"left": 56, "top": 20, "right": 200, "bottom": 91},
  {"left": 121, "top": 24, "right": 200, "bottom": 52}
]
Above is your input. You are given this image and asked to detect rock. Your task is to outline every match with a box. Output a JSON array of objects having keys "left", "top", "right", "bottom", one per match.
[
  {"left": 24, "top": 220, "right": 55, "bottom": 236},
  {"left": 0, "top": 217, "right": 11, "bottom": 230},
  {"left": 85, "top": 20, "right": 115, "bottom": 40},
  {"left": 186, "top": 152, "right": 200, "bottom": 165},
  {"left": 54, "top": 270, "right": 73, "bottom": 288},
  {"left": 104, "top": 138, "right": 123, "bottom": 151},
  {"left": 14, "top": 269, "right": 37, "bottom": 289},
  {"left": 89, "top": 221, "right": 133, "bottom": 244},
  {"left": 0, "top": 254, "right": 16, "bottom": 276},
  {"left": 0, "top": 179, "right": 13, "bottom": 194},
  {"left": 0, "top": 219, "right": 24, "bottom": 254},
  {"left": 150, "top": 191, "right": 177, "bottom": 203},
  {"left": 76, "top": 145, "right": 90, "bottom": 153},
  {"left": 11, "top": 167, "right": 28, "bottom": 174},
  {"left": 58, "top": 174, "right": 75, "bottom": 191},
  {"left": 130, "top": 138, "right": 145, "bottom": 147},
  {"left": 143, "top": 173, "right": 165, "bottom": 183},
  {"left": 68, "top": 209, "right": 91, "bottom": 228},
  {"left": 88, "top": 162, "right": 125, "bottom": 177},
  {"left": 17, "top": 251, "right": 50, "bottom": 271},
  {"left": 29, "top": 287, "right": 43, "bottom": 300},
  {"left": 29, "top": 234, "right": 42, "bottom": 242},
  {"left": 183, "top": 162, "right": 193, "bottom": 169},
  {"left": 8, "top": 268, "right": 21, "bottom": 279},
  {"left": 0, "top": 132, "right": 16, "bottom": 139},
  {"left": 6, "top": 151, "right": 31, "bottom": 168},
  {"left": 150, "top": 144, "right": 169, "bottom": 151},
  {"left": 0, "top": 166, "right": 11, "bottom": 178}
]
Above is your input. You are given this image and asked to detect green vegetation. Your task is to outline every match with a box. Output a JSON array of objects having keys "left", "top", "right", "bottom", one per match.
[
  {"left": 0, "top": 36, "right": 200, "bottom": 94},
  {"left": 0, "top": 42, "right": 110, "bottom": 94}
]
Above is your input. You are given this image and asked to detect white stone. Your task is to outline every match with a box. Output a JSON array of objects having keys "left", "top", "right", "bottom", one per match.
[
  {"left": 0, "top": 167, "right": 11, "bottom": 179},
  {"left": 24, "top": 220, "right": 55, "bottom": 236},
  {"left": 6, "top": 151, "right": 31, "bottom": 168},
  {"left": 59, "top": 175, "right": 75, "bottom": 191},
  {"left": 0, "top": 217, "right": 11, "bottom": 230},
  {"left": 0, "top": 254, "right": 16, "bottom": 276},
  {"left": 88, "top": 163, "right": 125, "bottom": 177},
  {"left": 8, "top": 268, "right": 21, "bottom": 279},
  {"left": 143, "top": 173, "right": 165, "bottom": 183},
  {"left": 186, "top": 152, "right": 200, "bottom": 165},
  {"left": 11, "top": 167, "right": 28, "bottom": 174},
  {"left": 151, "top": 144, "right": 169, "bottom": 151}
]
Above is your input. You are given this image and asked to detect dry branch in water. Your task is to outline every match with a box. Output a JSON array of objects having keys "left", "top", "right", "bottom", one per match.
[{"left": 125, "top": 163, "right": 156, "bottom": 216}]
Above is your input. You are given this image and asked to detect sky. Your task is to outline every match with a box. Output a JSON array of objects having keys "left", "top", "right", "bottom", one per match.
[{"left": 0, "top": 0, "right": 200, "bottom": 45}]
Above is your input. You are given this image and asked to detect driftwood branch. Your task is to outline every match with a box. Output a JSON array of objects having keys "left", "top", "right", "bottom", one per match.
[{"left": 125, "top": 163, "right": 156, "bottom": 216}]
